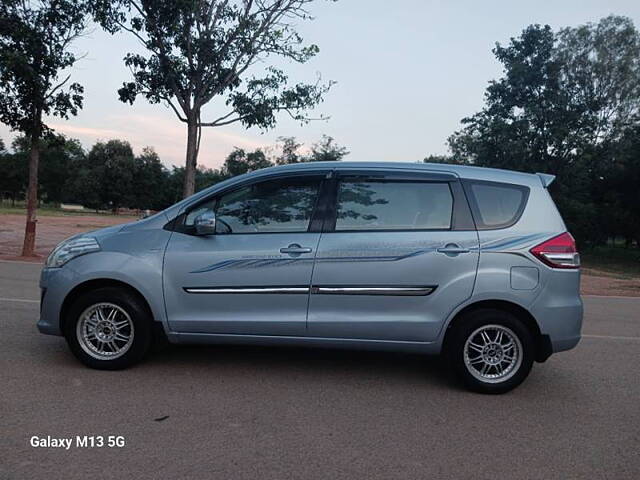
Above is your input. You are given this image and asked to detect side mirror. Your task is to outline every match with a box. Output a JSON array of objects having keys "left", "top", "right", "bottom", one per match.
[{"left": 194, "top": 211, "right": 216, "bottom": 236}]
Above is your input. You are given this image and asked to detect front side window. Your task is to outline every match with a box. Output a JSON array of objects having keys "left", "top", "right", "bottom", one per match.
[
  {"left": 210, "top": 177, "right": 321, "bottom": 234},
  {"left": 335, "top": 180, "right": 453, "bottom": 231}
]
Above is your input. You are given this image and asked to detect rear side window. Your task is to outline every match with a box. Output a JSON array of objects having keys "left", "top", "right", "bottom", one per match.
[
  {"left": 467, "top": 181, "right": 529, "bottom": 229},
  {"left": 335, "top": 181, "right": 453, "bottom": 231}
]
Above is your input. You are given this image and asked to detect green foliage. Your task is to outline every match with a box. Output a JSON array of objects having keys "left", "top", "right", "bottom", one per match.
[
  {"left": 92, "top": 0, "right": 328, "bottom": 126},
  {"left": 131, "top": 147, "right": 170, "bottom": 210},
  {"left": 76, "top": 140, "right": 137, "bottom": 211},
  {"left": 221, "top": 148, "right": 272, "bottom": 177},
  {"left": 164, "top": 166, "right": 226, "bottom": 205},
  {"left": 275, "top": 134, "right": 349, "bottom": 164},
  {"left": 308, "top": 135, "right": 349, "bottom": 162},
  {"left": 0, "top": 0, "right": 86, "bottom": 137},
  {"left": 0, "top": 144, "right": 27, "bottom": 202},
  {"left": 445, "top": 16, "right": 640, "bottom": 247},
  {"left": 11, "top": 134, "right": 85, "bottom": 205},
  {"left": 275, "top": 136, "right": 304, "bottom": 165},
  {"left": 603, "top": 125, "right": 640, "bottom": 245},
  {"left": 0, "top": 133, "right": 348, "bottom": 211}
]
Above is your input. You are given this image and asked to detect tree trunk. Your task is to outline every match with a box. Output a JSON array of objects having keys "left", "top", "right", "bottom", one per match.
[
  {"left": 21, "top": 134, "right": 40, "bottom": 257},
  {"left": 182, "top": 119, "right": 199, "bottom": 198}
]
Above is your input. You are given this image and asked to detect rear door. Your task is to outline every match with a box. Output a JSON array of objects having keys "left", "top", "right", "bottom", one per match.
[{"left": 308, "top": 169, "right": 479, "bottom": 342}]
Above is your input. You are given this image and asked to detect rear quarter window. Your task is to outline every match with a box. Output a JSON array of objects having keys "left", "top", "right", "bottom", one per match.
[{"left": 466, "top": 181, "right": 529, "bottom": 230}]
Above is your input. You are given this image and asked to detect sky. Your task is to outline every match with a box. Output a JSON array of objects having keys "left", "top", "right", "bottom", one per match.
[{"left": 2, "top": 0, "right": 640, "bottom": 169}]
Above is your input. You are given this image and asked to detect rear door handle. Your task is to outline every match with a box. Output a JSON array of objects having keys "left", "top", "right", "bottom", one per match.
[
  {"left": 280, "top": 244, "right": 312, "bottom": 255},
  {"left": 437, "top": 244, "right": 470, "bottom": 255}
]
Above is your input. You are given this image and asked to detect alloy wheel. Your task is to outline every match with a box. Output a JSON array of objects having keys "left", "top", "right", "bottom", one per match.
[
  {"left": 76, "top": 302, "right": 135, "bottom": 360},
  {"left": 463, "top": 324, "right": 523, "bottom": 384}
]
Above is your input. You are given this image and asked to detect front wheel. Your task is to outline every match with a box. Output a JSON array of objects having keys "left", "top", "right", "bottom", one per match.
[
  {"left": 64, "top": 287, "right": 152, "bottom": 370},
  {"left": 447, "top": 309, "right": 534, "bottom": 394}
]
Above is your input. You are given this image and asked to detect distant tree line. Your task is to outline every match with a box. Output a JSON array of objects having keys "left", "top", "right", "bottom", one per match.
[
  {"left": 0, "top": 134, "right": 348, "bottom": 212},
  {"left": 425, "top": 16, "right": 640, "bottom": 248}
]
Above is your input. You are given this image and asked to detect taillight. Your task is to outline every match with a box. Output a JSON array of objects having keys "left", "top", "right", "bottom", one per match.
[{"left": 530, "top": 232, "right": 580, "bottom": 269}]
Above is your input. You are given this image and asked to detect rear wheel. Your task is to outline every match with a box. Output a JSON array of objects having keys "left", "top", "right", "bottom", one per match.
[
  {"left": 64, "top": 287, "right": 152, "bottom": 370},
  {"left": 447, "top": 309, "right": 534, "bottom": 394}
]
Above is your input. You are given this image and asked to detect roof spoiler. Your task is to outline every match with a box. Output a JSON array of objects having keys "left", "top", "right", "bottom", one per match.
[{"left": 536, "top": 173, "right": 555, "bottom": 188}]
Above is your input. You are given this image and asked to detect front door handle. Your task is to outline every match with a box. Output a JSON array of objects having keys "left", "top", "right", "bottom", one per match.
[
  {"left": 437, "top": 244, "right": 470, "bottom": 255},
  {"left": 280, "top": 244, "right": 313, "bottom": 255}
]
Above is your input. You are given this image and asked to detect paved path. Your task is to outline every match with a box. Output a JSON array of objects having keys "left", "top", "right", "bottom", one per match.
[{"left": 1, "top": 261, "right": 639, "bottom": 479}]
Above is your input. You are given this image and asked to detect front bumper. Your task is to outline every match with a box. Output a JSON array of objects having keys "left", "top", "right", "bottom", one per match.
[
  {"left": 37, "top": 314, "right": 60, "bottom": 335},
  {"left": 37, "top": 267, "right": 72, "bottom": 336}
]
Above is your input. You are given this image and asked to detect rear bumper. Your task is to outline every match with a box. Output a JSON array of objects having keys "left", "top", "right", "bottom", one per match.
[
  {"left": 529, "top": 271, "right": 583, "bottom": 354},
  {"left": 533, "top": 302, "right": 582, "bottom": 353},
  {"left": 551, "top": 334, "right": 581, "bottom": 352}
]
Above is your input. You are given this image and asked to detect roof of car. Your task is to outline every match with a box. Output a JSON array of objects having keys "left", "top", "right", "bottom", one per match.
[{"left": 250, "top": 161, "right": 545, "bottom": 187}]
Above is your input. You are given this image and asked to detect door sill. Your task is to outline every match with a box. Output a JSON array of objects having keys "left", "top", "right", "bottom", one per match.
[{"left": 168, "top": 332, "right": 438, "bottom": 354}]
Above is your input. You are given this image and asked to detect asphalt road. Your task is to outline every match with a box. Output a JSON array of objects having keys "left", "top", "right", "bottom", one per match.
[{"left": 1, "top": 261, "right": 639, "bottom": 480}]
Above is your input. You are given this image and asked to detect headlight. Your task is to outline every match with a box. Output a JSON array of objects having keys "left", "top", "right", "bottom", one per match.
[{"left": 45, "top": 236, "right": 101, "bottom": 268}]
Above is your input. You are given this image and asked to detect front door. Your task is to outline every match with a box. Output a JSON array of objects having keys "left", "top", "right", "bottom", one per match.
[
  {"left": 163, "top": 174, "right": 326, "bottom": 336},
  {"left": 308, "top": 170, "right": 479, "bottom": 342}
]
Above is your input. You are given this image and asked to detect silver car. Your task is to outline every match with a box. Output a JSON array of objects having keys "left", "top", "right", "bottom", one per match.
[{"left": 37, "top": 162, "right": 582, "bottom": 393}]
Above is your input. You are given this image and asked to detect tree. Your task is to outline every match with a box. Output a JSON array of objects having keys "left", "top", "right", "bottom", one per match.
[
  {"left": 131, "top": 147, "right": 170, "bottom": 210},
  {"left": 275, "top": 136, "right": 303, "bottom": 165},
  {"left": 68, "top": 166, "right": 103, "bottom": 211},
  {"left": 596, "top": 124, "right": 640, "bottom": 246},
  {"left": 93, "top": 0, "right": 333, "bottom": 199},
  {"left": 221, "top": 147, "right": 272, "bottom": 177},
  {"left": 556, "top": 16, "right": 640, "bottom": 146},
  {"left": 163, "top": 165, "right": 225, "bottom": 205},
  {"left": 13, "top": 134, "right": 85, "bottom": 206},
  {"left": 448, "top": 24, "right": 580, "bottom": 173},
  {"left": 446, "top": 17, "right": 640, "bottom": 246},
  {"left": 76, "top": 140, "right": 137, "bottom": 212},
  {"left": 307, "top": 134, "right": 349, "bottom": 162},
  {"left": 275, "top": 134, "right": 348, "bottom": 164},
  {"left": 0, "top": 0, "right": 86, "bottom": 256},
  {"left": 0, "top": 143, "right": 28, "bottom": 205}
]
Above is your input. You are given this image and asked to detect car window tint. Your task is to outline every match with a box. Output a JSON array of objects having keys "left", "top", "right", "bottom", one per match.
[
  {"left": 335, "top": 181, "right": 453, "bottom": 231},
  {"left": 214, "top": 177, "right": 320, "bottom": 233},
  {"left": 470, "top": 183, "right": 526, "bottom": 228}
]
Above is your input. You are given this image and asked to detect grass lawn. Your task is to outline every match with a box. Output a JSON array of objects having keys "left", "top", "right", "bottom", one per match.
[
  {"left": 581, "top": 246, "right": 640, "bottom": 278},
  {"left": 0, "top": 205, "right": 137, "bottom": 218}
]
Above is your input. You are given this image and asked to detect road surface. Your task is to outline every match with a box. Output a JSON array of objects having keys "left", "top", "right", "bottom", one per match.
[{"left": 1, "top": 260, "right": 639, "bottom": 479}]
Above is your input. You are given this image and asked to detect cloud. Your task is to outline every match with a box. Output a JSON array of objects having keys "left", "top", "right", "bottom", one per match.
[
  {"left": 47, "top": 124, "right": 128, "bottom": 139},
  {"left": 47, "top": 113, "right": 271, "bottom": 169}
]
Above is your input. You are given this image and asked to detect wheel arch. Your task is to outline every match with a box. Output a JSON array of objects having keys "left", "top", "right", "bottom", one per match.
[
  {"left": 60, "top": 279, "right": 156, "bottom": 334},
  {"left": 442, "top": 299, "right": 552, "bottom": 363}
]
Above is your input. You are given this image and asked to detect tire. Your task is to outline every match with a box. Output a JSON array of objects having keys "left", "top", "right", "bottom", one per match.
[
  {"left": 446, "top": 308, "right": 534, "bottom": 394},
  {"left": 63, "top": 287, "right": 152, "bottom": 370}
]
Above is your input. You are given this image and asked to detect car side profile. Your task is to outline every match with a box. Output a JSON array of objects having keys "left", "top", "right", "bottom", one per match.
[{"left": 37, "top": 162, "right": 582, "bottom": 393}]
